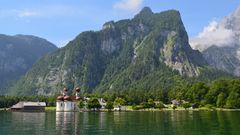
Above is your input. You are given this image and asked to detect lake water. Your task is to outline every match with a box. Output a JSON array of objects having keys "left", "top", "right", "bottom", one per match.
[{"left": 0, "top": 111, "right": 240, "bottom": 135}]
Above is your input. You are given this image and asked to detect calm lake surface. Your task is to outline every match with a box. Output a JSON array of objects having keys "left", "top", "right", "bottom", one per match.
[{"left": 0, "top": 111, "right": 240, "bottom": 135}]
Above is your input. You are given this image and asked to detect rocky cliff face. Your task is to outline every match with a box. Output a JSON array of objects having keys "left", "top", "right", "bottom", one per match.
[
  {"left": 203, "top": 45, "right": 240, "bottom": 76},
  {"left": 0, "top": 34, "right": 57, "bottom": 93},
  {"left": 8, "top": 7, "right": 208, "bottom": 95}
]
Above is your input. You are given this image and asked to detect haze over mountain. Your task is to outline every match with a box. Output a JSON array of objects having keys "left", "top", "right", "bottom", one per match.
[
  {"left": 8, "top": 7, "right": 229, "bottom": 96},
  {"left": 0, "top": 34, "right": 57, "bottom": 93},
  {"left": 190, "top": 7, "right": 240, "bottom": 76}
]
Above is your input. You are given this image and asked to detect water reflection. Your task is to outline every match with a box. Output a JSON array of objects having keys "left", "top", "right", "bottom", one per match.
[
  {"left": 1, "top": 111, "right": 240, "bottom": 135},
  {"left": 56, "top": 112, "right": 79, "bottom": 135},
  {"left": 11, "top": 112, "right": 46, "bottom": 135}
]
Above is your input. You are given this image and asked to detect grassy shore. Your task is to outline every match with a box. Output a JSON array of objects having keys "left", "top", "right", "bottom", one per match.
[
  {"left": 45, "top": 107, "right": 56, "bottom": 111},
  {"left": 0, "top": 108, "right": 6, "bottom": 111},
  {"left": 1, "top": 106, "right": 240, "bottom": 112}
]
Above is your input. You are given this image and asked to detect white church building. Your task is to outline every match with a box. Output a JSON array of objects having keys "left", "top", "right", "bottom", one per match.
[{"left": 56, "top": 87, "right": 81, "bottom": 111}]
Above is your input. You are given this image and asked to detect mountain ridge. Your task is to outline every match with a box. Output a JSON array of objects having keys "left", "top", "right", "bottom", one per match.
[
  {"left": 7, "top": 7, "right": 228, "bottom": 96},
  {"left": 0, "top": 34, "right": 57, "bottom": 93}
]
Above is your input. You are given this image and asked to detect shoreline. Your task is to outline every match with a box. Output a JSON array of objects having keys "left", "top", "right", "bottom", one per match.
[
  {"left": 46, "top": 107, "right": 240, "bottom": 112},
  {"left": 2, "top": 107, "right": 240, "bottom": 112}
]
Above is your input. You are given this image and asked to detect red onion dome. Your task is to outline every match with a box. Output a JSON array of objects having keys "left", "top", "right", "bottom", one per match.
[
  {"left": 75, "top": 87, "right": 80, "bottom": 92},
  {"left": 64, "top": 96, "right": 71, "bottom": 101},
  {"left": 63, "top": 87, "right": 68, "bottom": 92},
  {"left": 57, "top": 96, "right": 64, "bottom": 101}
]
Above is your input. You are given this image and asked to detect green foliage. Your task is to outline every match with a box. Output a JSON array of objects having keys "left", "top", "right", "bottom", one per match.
[
  {"left": 114, "top": 97, "right": 126, "bottom": 107},
  {"left": 140, "top": 102, "right": 150, "bottom": 109},
  {"left": 132, "top": 105, "right": 144, "bottom": 110},
  {"left": 190, "top": 81, "right": 209, "bottom": 103},
  {"left": 172, "top": 105, "right": 177, "bottom": 110},
  {"left": 106, "top": 101, "right": 114, "bottom": 110},
  {"left": 77, "top": 100, "right": 85, "bottom": 109},
  {"left": 148, "top": 98, "right": 155, "bottom": 108},
  {"left": 225, "top": 92, "right": 240, "bottom": 109},
  {"left": 182, "top": 102, "right": 191, "bottom": 109},
  {"left": 192, "top": 103, "right": 199, "bottom": 109},
  {"left": 155, "top": 102, "right": 165, "bottom": 109},
  {"left": 87, "top": 98, "right": 101, "bottom": 110},
  {"left": 205, "top": 104, "right": 215, "bottom": 109},
  {"left": 216, "top": 92, "right": 226, "bottom": 108}
]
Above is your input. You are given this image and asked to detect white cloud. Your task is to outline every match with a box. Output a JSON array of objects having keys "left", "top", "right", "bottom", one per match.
[
  {"left": 17, "top": 10, "right": 39, "bottom": 17},
  {"left": 113, "top": 0, "right": 143, "bottom": 12},
  {"left": 0, "top": 5, "right": 82, "bottom": 19},
  {"left": 190, "top": 20, "right": 236, "bottom": 51},
  {"left": 190, "top": 7, "right": 240, "bottom": 51}
]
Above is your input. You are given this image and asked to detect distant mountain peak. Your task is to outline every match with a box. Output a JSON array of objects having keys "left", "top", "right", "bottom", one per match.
[
  {"left": 0, "top": 34, "right": 57, "bottom": 94},
  {"left": 233, "top": 6, "right": 240, "bottom": 16},
  {"left": 102, "top": 21, "right": 115, "bottom": 30},
  {"left": 139, "top": 7, "right": 153, "bottom": 14}
]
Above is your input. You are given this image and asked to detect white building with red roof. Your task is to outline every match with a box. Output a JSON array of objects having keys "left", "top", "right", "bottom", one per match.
[{"left": 56, "top": 87, "right": 81, "bottom": 111}]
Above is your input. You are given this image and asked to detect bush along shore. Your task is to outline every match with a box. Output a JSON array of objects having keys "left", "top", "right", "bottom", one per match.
[
  {"left": 1, "top": 79, "right": 240, "bottom": 111},
  {"left": 74, "top": 98, "right": 240, "bottom": 112}
]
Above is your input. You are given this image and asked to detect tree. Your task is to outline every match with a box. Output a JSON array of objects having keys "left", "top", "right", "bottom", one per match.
[
  {"left": 114, "top": 97, "right": 126, "bottom": 107},
  {"left": 225, "top": 92, "right": 240, "bottom": 109},
  {"left": 47, "top": 97, "right": 56, "bottom": 107},
  {"left": 216, "top": 92, "right": 226, "bottom": 108},
  {"left": 148, "top": 98, "right": 155, "bottom": 108},
  {"left": 140, "top": 102, "right": 150, "bottom": 109},
  {"left": 182, "top": 102, "right": 191, "bottom": 110},
  {"left": 87, "top": 98, "right": 101, "bottom": 110},
  {"left": 77, "top": 100, "right": 85, "bottom": 109},
  {"left": 172, "top": 105, "right": 177, "bottom": 110},
  {"left": 205, "top": 79, "right": 228, "bottom": 105},
  {"left": 155, "top": 102, "right": 165, "bottom": 109},
  {"left": 106, "top": 101, "right": 114, "bottom": 111},
  {"left": 189, "top": 81, "right": 208, "bottom": 103}
]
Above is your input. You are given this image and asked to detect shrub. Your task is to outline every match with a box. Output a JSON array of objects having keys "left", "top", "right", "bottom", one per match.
[
  {"left": 182, "top": 102, "right": 191, "bottom": 109},
  {"left": 155, "top": 102, "right": 165, "bottom": 109},
  {"left": 205, "top": 104, "right": 215, "bottom": 109},
  {"left": 106, "top": 101, "right": 114, "bottom": 111},
  {"left": 172, "top": 105, "right": 177, "bottom": 110},
  {"left": 77, "top": 100, "right": 85, "bottom": 109},
  {"left": 87, "top": 98, "right": 101, "bottom": 110},
  {"left": 192, "top": 103, "right": 200, "bottom": 109},
  {"left": 132, "top": 105, "right": 144, "bottom": 110}
]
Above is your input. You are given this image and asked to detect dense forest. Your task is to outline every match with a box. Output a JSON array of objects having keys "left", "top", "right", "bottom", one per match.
[
  {"left": 100, "top": 78, "right": 240, "bottom": 109},
  {"left": 1, "top": 78, "right": 240, "bottom": 109}
]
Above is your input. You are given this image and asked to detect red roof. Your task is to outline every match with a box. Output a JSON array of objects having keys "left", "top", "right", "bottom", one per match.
[
  {"left": 70, "top": 96, "right": 81, "bottom": 101},
  {"left": 64, "top": 96, "right": 71, "bottom": 101},
  {"left": 57, "top": 96, "right": 64, "bottom": 101},
  {"left": 57, "top": 96, "right": 81, "bottom": 101}
]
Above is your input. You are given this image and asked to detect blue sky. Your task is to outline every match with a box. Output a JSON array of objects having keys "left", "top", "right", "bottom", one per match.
[{"left": 0, "top": 0, "right": 239, "bottom": 47}]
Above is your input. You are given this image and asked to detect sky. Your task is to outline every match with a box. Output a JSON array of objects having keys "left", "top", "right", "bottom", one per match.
[{"left": 0, "top": 0, "right": 239, "bottom": 47}]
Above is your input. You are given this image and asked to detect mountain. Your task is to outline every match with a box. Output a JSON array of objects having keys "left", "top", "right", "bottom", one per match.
[
  {"left": 8, "top": 7, "right": 214, "bottom": 96},
  {"left": 202, "top": 45, "right": 240, "bottom": 76},
  {"left": 191, "top": 7, "right": 240, "bottom": 76},
  {"left": 0, "top": 34, "right": 57, "bottom": 93}
]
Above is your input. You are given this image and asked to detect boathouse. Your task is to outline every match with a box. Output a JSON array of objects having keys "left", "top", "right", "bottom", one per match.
[{"left": 11, "top": 102, "right": 46, "bottom": 111}]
